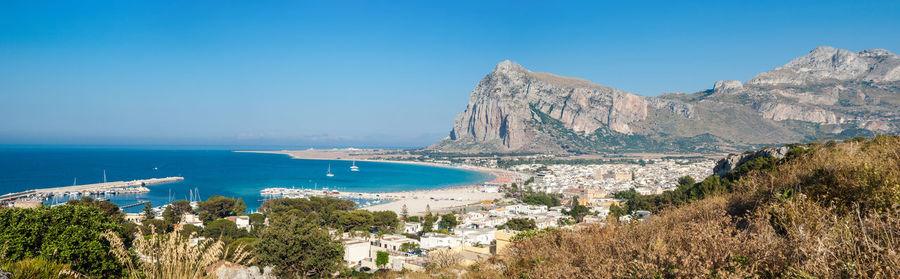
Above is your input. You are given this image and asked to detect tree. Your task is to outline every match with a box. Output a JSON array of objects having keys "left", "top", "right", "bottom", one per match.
[
  {"left": 425, "top": 204, "right": 431, "bottom": 216},
  {"left": 406, "top": 216, "right": 420, "bottom": 223},
  {"left": 162, "top": 205, "right": 178, "bottom": 224},
  {"left": 233, "top": 198, "right": 247, "bottom": 216},
  {"left": 179, "top": 224, "right": 203, "bottom": 238},
  {"left": 401, "top": 204, "right": 409, "bottom": 221},
  {"left": 142, "top": 202, "right": 154, "bottom": 220},
  {"left": 203, "top": 219, "right": 251, "bottom": 245},
  {"left": 66, "top": 196, "right": 122, "bottom": 219},
  {"left": 0, "top": 205, "right": 126, "bottom": 278},
  {"left": 376, "top": 251, "right": 389, "bottom": 269},
  {"left": 399, "top": 242, "right": 420, "bottom": 253},
  {"left": 140, "top": 219, "right": 173, "bottom": 234},
  {"left": 373, "top": 211, "right": 399, "bottom": 233},
  {"left": 256, "top": 215, "right": 344, "bottom": 278},
  {"left": 439, "top": 213, "right": 458, "bottom": 230},
  {"left": 422, "top": 213, "right": 436, "bottom": 233},
  {"left": 521, "top": 193, "right": 561, "bottom": 207},
  {"left": 502, "top": 218, "right": 536, "bottom": 231},
  {"left": 335, "top": 210, "right": 374, "bottom": 232},
  {"left": 609, "top": 204, "right": 628, "bottom": 218},
  {"left": 677, "top": 176, "right": 696, "bottom": 188},
  {"left": 567, "top": 197, "right": 590, "bottom": 223},
  {"left": 198, "top": 195, "right": 237, "bottom": 222},
  {"left": 171, "top": 200, "right": 194, "bottom": 215}
]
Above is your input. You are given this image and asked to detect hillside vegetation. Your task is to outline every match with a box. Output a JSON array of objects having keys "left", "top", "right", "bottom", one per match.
[{"left": 468, "top": 135, "right": 900, "bottom": 278}]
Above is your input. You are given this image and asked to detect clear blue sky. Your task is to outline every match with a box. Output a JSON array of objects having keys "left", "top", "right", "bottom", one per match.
[{"left": 2, "top": 0, "right": 898, "bottom": 148}]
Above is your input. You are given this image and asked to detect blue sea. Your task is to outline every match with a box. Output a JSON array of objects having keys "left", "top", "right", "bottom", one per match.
[{"left": 0, "top": 147, "right": 493, "bottom": 212}]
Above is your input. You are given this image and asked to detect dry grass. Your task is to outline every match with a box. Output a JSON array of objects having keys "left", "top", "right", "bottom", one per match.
[
  {"left": 466, "top": 135, "right": 900, "bottom": 278},
  {"left": 103, "top": 225, "right": 253, "bottom": 279}
]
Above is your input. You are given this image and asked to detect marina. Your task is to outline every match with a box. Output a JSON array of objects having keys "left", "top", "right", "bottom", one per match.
[{"left": 1, "top": 177, "right": 184, "bottom": 205}]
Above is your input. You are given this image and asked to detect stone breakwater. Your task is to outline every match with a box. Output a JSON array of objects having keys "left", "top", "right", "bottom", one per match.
[
  {"left": 31, "top": 177, "right": 184, "bottom": 195},
  {"left": 1, "top": 177, "right": 184, "bottom": 203}
]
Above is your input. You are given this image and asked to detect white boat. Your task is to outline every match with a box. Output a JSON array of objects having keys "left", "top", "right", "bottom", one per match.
[
  {"left": 350, "top": 160, "right": 359, "bottom": 172},
  {"left": 326, "top": 164, "right": 334, "bottom": 177}
]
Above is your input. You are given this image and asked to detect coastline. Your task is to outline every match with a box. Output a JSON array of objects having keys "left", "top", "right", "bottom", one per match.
[
  {"left": 238, "top": 150, "right": 514, "bottom": 215},
  {"left": 236, "top": 150, "right": 503, "bottom": 180}
]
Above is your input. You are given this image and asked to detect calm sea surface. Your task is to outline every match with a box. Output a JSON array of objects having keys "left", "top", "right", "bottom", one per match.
[{"left": 0, "top": 148, "right": 493, "bottom": 212}]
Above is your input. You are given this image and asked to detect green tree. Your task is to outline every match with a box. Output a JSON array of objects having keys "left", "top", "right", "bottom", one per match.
[
  {"left": 203, "top": 219, "right": 251, "bottom": 245},
  {"left": 66, "top": 196, "right": 122, "bottom": 219},
  {"left": 198, "top": 195, "right": 237, "bottom": 222},
  {"left": 179, "top": 224, "right": 203, "bottom": 238},
  {"left": 400, "top": 204, "right": 409, "bottom": 221},
  {"left": 142, "top": 202, "right": 154, "bottom": 220},
  {"left": 439, "top": 213, "right": 458, "bottom": 230},
  {"left": 373, "top": 210, "right": 399, "bottom": 233},
  {"left": 140, "top": 219, "right": 173, "bottom": 234},
  {"left": 521, "top": 193, "right": 561, "bottom": 207},
  {"left": 502, "top": 218, "right": 536, "bottom": 231},
  {"left": 171, "top": 200, "right": 194, "bottom": 215},
  {"left": 567, "top": 197, "right": 590, "bottom": 223},
  {"left": 406, "top": 216, "right": 420, "bottom": 223},
  {"left": 334, "top": 210, "right": 374, "bottom": 232},
  {"left": 256, "top": 215, "right": 344, "bottom": 278},
  {"left": 0, "top": 205, "right": 126, "bottom": 278},
  {"left": 233, "top": 197, "right": 247, "bottom": 216},
  {"left": 162, "top": 205, "right": 178, "bottom": 224},
  {"left": 677, "top": 176, "right": 696, "bottom": 188},
  {"left": 422, "top": 213, "right": 436, "bottom": 233},
  {"left": 399, "top": 242, "right": 420, "bottom": 253},
  {"left": 609, "top": 204, "right": 628, "bottom": 218},
  {"left": 376, "top": 251, "right": 389, "bottom": 269},
  {"left": 226, "top": 237, "right": 258, "bottom": 261}
]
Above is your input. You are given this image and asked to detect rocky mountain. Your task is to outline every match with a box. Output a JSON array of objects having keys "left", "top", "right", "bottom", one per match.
[{"left": 430, "top": 47, "right": 900, "bottom": 154}]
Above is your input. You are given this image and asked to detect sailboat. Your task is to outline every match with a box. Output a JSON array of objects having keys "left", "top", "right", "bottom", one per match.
[
  {"left": 350, "top": 160, "right": 359, "bottom": 172},
  {"left": 326, "top": 164, "right": 335, "bottom": 177}
]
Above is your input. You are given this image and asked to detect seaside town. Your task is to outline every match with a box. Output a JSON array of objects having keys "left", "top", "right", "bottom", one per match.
[{"left": 0, "top": 154, "right": 716, "bottom": 275}]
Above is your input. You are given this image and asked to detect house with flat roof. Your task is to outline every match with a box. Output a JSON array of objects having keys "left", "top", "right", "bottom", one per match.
[{"left": 343, "top": 239, "right": 371, "bottom": 266}]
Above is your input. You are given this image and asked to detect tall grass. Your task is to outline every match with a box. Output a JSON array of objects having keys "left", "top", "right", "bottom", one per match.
[
  {"left": 469, "top": 135, "right": 900, "bottom": 278},
  {"left": 103, "top": 225, "right": 253, "bottom": 279}
]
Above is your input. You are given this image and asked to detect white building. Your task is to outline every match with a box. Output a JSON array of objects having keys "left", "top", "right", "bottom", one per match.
[
  {"left": 420, "top": 233, "right": 463, "bottom": 249},
  {"left": 181, "top": 213, "right": 204, "bottom": 227},
  {"left": 456, "top": 227, "right": 496, "bottom": 246},
  {"left": 343, "top": 239, "right": 371, "bottom": 266},
  {"left": 374, "top": 235, "right": 418, "bottom": 252},
  {"left": 235, "top": 216, "right": 251, "bottom": 230},
  {"left": 403, "top": 222, "right": 422, "bottom": 234}
]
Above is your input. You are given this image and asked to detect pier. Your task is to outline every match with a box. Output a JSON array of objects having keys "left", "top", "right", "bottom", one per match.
[
  {"left": 120, "top": 201, "right": 151, "bottom": 209},
  {"left": 31, "top": 177, "right": 184, "bottom": 195},
  {"left": 1, "top": 177, "right": 184, "bottom": 205}
]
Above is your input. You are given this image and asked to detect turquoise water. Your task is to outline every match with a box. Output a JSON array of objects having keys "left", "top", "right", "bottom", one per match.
[{"left": 0, "top": 148, "right": 493, "bottom": 212}]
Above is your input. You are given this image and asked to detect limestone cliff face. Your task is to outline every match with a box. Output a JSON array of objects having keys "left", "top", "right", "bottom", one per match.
[
  {"left": 747, "top": 46, "right": 900, "bottom": 86},
  {"left": 433, "top": 47, "right": 900, "bottom": 154},
  {"left": 446, "top": 60, "right": 648, "bottom": 151}
]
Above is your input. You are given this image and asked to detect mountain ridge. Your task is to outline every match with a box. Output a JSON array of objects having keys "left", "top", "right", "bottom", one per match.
[{"left": 430, "top": 46, "right": 900, "bottom": 154}]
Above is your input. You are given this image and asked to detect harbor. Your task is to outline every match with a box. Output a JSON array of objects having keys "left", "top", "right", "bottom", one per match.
[{"left": 1, "top": 177, "right": 185, "bottom": 205}]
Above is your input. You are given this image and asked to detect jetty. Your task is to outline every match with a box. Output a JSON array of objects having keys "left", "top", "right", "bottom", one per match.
[
  {"left": 1, "top": 177, "right": 184, "bottom": 205},
  {"left": 32, "top": 177, "right": 184, "bottom": 195}
]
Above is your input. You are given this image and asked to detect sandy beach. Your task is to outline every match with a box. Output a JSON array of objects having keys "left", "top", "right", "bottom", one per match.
[
  {"left": 360, "top": 186, "right": 502, "bottom": 215},
  {"left": 241, "top": 149, "right": 517, "bottom": 215}
]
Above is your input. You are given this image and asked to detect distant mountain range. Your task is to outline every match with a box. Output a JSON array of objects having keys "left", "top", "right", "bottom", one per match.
[{"left": 429, "top": 46, "right": 900, "bottom": 154}]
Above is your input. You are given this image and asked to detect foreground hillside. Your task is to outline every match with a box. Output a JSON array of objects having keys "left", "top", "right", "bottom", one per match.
[
  {"left": 432, "top": 47, "right": 900, "bottom": 154},
  {"left": 464, "top": 135, "right": 900, "bottom": 278}
]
